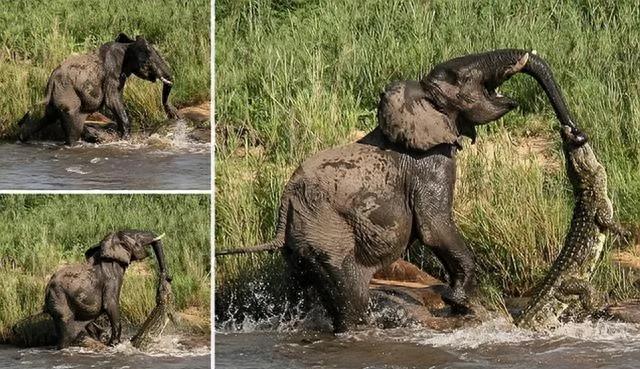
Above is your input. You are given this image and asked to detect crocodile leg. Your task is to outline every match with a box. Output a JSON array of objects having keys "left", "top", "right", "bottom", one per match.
[{"left": 556, "top": 277, "right": 599, "bottom": 321}]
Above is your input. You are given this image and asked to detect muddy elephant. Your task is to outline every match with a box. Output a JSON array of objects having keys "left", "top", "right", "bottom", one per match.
[
  {"left": 218, "top": 49, "right": 581, "bottom": 333},
  {"left": 44, "top": 230, "right": 170, "bottom": 349},
  {"left": 18, "top": 33, "right": 179, "bottom": 145}
]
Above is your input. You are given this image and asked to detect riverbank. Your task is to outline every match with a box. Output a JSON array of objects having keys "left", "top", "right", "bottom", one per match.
[
  {"left": 0, "top": 0, "right": 210, "bottom": 138},
  {"left": 0, "top": 195, "right": 211, "bottom": 342}
]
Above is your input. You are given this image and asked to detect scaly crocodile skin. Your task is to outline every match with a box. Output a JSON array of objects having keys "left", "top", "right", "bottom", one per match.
[
  {"left": 131, "top": 278, "right": 177, "bottom": 350},
  {"left": 515, "top": 127, "right": 614, "bottom": 330}
]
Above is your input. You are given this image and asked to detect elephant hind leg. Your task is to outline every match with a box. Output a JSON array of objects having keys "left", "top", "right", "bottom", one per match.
[
  {"left": 53, "top": 315, "right": 85, "bottom": 349},
  {"left": 60, "top": 110, "right": 87, "bottom": 145},
  {"left": 305, "top": 254, "right": 371, "bottom": 333}
]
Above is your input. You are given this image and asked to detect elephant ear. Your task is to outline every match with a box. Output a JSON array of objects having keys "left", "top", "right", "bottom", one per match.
[
  {"left": 99, "top": 232, "right": 132, "bottom": 265},
  {"left": 377, "top": 80, "right": 459, "bottom": 151}
]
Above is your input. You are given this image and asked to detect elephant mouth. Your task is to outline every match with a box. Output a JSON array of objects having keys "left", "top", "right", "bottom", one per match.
[{"left": 484, "top": 85, "right": 518, "bottom": 109}]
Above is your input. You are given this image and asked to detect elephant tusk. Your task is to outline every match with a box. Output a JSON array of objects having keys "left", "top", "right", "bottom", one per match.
[
  {"left": 152, "top": 233, "right": 166, "bottom": 242},
  {"left": 160, "top": 77, "right": 173, "bottom": 86},
  {"left": 504, "top": 52, "right": 529, "bottom": 76}
]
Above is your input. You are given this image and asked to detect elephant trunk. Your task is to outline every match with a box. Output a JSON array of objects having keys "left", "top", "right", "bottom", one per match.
[
  {"left": 479, "top": 49, "right": 578, "bottom": 129},
  {"left": 151, "top": 239, "right": 171, "bottom": 282},
  {"left": 153, "top": 62, "right": 179, "bottom": 119}
]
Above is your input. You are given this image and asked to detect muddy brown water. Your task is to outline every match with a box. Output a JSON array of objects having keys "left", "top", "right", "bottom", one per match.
[
  {"left": 0, "top": 138, "right": 210, "bottom": 190},
  {"left": 0, "top": 335, "right": 210, "bottom": 369},
  {"left": 215, "top": 317, "right": 640, "bottom": 369}
]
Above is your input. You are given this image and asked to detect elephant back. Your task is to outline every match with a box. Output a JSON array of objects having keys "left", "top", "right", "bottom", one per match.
[{"left": 377, "top": 80, "right": 459, "bottom": 151}]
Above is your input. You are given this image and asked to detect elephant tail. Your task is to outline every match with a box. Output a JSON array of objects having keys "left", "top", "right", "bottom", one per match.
[
  {"left": 35, "top": 78, "right": 55, "bottom": 106},
  {"left": 215, "top": 239, "right": 284, "bottom": 256}
]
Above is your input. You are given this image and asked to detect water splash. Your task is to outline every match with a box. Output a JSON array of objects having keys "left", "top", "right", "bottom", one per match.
[
  {"left": 216, "top": 280, "right": 319, "bottom": 333},
  {"left": 28, "top": 334, "right": 209, "bottom": 358},
  {"left": 65, "top": 166, "right": 89, "bottom": 174},
  {"left": 169, "top": 119, "right": 190, "bottom": 147},
  {"left": 383, "top": 317, "right": 640, "bottom": 350}
]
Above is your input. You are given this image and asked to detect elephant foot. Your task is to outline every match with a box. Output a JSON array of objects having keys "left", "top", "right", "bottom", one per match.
[{"left": 440, "top": 287, "right": 475, "bottom": 316}]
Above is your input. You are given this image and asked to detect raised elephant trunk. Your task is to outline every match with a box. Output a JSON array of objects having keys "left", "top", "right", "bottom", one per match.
[
  {"left": 477, "top": 49, "right": 578, "bottom": 130},
  {"left": 155, "top": 65, "right": 179, "bottom": 119},
  {"left": 150, "top": 237, "right": 171, "bottom": 281}
]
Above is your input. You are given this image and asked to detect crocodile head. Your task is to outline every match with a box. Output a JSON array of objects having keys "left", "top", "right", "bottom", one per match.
[{"left": 561, "top": 125, "right": 601, "bottom": 188}]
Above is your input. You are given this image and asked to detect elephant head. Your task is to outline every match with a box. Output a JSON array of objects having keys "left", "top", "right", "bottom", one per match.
[
  {"left": 88, "top": 230, "right": 171, "bottom": 280},
  {"left": 378, "top": 49, "right": 578, "bottom": 151},
  {"left": 116, "top": 33, "right": 179, "bottom": 119}
]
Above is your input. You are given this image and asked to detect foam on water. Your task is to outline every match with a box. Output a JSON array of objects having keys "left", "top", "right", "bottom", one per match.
[
  {"left": 21, "top": 334, "right": 209, "bottom": 358},
  {"left": 217, "top": 280, "right": 640, "bottom": 353},
  {"left": 65, "top": 166, "right": 89, "bottom": 174},
  {"left": 24, "top": 121, "right": 211, "bottom": 155}
]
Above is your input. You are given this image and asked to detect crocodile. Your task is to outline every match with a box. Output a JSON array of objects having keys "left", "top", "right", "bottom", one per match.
[
  {"left": 131, "top": 277, "right": 179, "bottom": 350},
  {"left": 515, "top": 125, "right": 618, "bottom": 330}
]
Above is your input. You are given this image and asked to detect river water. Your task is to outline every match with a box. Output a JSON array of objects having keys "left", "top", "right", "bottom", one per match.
[
  {"left": 0, "top": 335, "right": 210, "bottom": 369},
  {"left": 0, "top": 137, "right": 210, "bottom": 190},
  {"left": 215, "top": 317, "right": 640, "bottom": 369}
]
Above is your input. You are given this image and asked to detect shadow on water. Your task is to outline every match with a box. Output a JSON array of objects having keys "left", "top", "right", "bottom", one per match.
[
  {"left": 0, "top": 138, "right": 210, "bottom": 190},
  {"left": 0, "top": 335, "right": 210, "bottom": 369}
]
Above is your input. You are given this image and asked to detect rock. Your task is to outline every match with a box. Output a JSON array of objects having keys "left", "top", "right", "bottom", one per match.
[
  {"left": 86, "top": 112, "right": 112, "bottom": 124},
  {"left": 179, "top": 102, "right": 210, "bottom": 122},
  {"left": 374, "top": 259, "right": 442, "bottom": 285},
  {"left": 368, "top": 260, "right": 484, "bottom": 331},
  {"left": 188, "top": 127, "right": 211, "bottom": 143},
  {"left": 604, "top": 300, "right": 640, "bottom": 323}
]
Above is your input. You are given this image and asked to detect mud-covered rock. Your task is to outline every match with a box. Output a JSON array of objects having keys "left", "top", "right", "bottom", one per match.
[
  {"left": 178, "top": 102, "right": 210, "bottom": 122},
  {"left": 369, "top": 260, "right": 486, "bottom": 331},
  {"left": 603, "top": 300, "right": 640, "bottom": 323}
]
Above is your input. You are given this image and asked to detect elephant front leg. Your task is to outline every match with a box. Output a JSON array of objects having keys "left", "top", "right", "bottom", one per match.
[
  {"left": 413, "top": 206, "right": 475, "bottom": 312},
  {"left": 413, "top": 157, "right": 476, "bottom": 315},
  {"left": 421, "top": 221, "right": 476, "bottom": 314},
  {"left": 105, "top": 84, "right": 131, "bottom": 139},
  {"left": 104, "top": 283, "right": 123, "bottom": 346},
  {"left": 105, "top": 303, "right": 122, "bottom": 346}
]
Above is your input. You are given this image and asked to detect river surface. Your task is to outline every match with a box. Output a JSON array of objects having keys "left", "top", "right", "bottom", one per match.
[
  {"left": 0, "top": 335, "right": 210, "bottom": 369},
  {"left": 215, "top": 318, "right": 640, "bottom": 369},
  {"left": 0, "top": 137, "right": 210, "bottom": 190}
]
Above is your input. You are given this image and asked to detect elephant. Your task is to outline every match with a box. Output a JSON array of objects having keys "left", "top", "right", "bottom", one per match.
[
  {"left": 17, "top": 33, "right": 179, "bottom": 145},
  {"left": 218, "top": 49, "right": 583, "bottom": 333},
  {"left": 44, "top": 230, "right": 171, "bottom": 349}
]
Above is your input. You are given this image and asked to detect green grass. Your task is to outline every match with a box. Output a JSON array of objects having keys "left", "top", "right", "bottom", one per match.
[
  {"left": 0, "top": 194, "right": 210, "bottom": 341},
  {"left": 215, "top": 0, "right": 640, "bottom": 318},
  {"left": 0, "top": 0, "right": 210, "bottom": 138}
]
